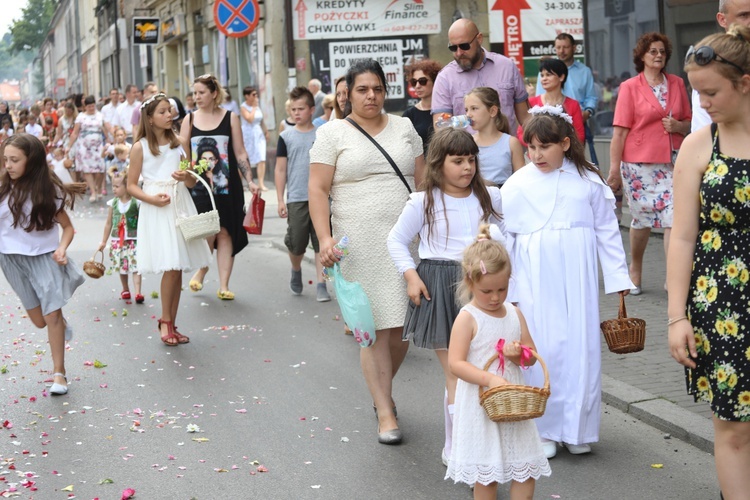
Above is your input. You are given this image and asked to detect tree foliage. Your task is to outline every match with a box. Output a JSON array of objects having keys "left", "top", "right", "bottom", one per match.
[
  {"left": 0, "top": 34, "right": 35, "bottom": 81},
  {"left": 9, "top": 0, "right": 58, "bottom": 54}
]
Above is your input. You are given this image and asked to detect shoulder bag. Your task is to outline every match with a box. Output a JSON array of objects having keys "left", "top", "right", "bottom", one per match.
[{"left": 345, "top": 117, "right": 412, "bottom": 193}]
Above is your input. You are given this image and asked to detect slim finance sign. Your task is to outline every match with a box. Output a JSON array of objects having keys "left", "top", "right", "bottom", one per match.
[{"left": 293, "top": 0, "right": 440, "bottom": 40}]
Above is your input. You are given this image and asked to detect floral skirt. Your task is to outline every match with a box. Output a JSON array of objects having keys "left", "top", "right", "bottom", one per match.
[
  {"left": 620, "top": 162, "right": 673, "bottom": 229},
  {"left": 110, "top": 239, "right": 138, "bottom": 275}
]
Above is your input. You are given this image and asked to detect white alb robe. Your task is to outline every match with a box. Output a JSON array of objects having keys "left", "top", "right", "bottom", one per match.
[{"left": 501, "top": 159, "right": 633, "bottom": 445}]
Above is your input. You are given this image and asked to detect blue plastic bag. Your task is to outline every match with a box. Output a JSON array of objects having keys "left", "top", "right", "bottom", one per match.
[{"left": 331, "top": 262, "right": 377, "bottom": 348}]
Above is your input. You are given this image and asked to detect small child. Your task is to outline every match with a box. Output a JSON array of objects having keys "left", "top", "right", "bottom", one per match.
[
  {"left": 127, "top": 93, "right": 212, "bottom": 346},
  {"left": 465, "top": 87, "right": 525, "bottom": 187},
  {"left": 49, "top": 147, "right": 73, "bottom": 184},
  {"left": 275, "top": 86, "right": 330, "bottom": 301},
  {"left": 98, "top": 170, "right": 143, "bottom": 303},
  {"left": 0, "top": 117, "right": 14, "bottom": 142},
  {"left": 387, "top": 127, "right": 504, "bottom": 465},
  {"left": 446, "top": 224, "right": 551, "bottom": 499},
  {"left": 43, "top": 116, "right": 56, "bottom": 150},
  {"left": 108, "top": 144, "right": 130, "bottom": 178},
  {"left": 0, "top": 133, "right": 86, "bottom": 395},
  {"left": 25, "top": 115, "right": 43, "bottom": 140},
  {"left": 501, "top": 105, "right": 632, "bottom": 458}
]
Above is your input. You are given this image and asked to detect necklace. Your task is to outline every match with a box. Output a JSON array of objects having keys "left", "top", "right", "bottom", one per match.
[
  {"left": 543, "top": 94, "right": 564, "bottom": 106},
  {"left": 645, "top": 73, "right": 664, "bottom": 86}
]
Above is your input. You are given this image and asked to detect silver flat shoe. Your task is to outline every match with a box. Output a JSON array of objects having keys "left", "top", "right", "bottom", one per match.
[
  {"left": 49, "top": 372, "right": 68, "bottom": 395},
  {"left": 377, "top": 427, "right": 403, "bottom": 445},
  {"left": 630, "top": 285, "right": 642, "bottom": 296}
]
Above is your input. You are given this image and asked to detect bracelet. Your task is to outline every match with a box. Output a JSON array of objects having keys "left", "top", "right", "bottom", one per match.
[{"left": 667, "top": 316, "right": 688, "bottom": 326}]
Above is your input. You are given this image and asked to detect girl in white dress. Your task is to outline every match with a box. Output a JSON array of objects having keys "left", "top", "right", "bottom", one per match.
[
  {"left": 447, "top": 224, "right": 550, "bottom": 499},
  {"left": 127, "top": 94, "right": 212, "bottom": 346},
  {"left": 387, "top": 127, "right": 504, "bottom": 465},
  {"left": 501, "top": 106, "right": 632, "bottom": 458}
]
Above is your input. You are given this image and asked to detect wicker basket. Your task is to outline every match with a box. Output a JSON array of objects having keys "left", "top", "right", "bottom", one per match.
[
  {"left": 176, "top": 170, "right": 220, "bottom": 241},
  {"left": 601, "top": 291, "right": 646, "bottom": 354},
  {"left": 83, "top": 250, "right": 106, "bottom": 279},
  {"left": 479, "top": 349, "right": 550, "bottom": 423}
]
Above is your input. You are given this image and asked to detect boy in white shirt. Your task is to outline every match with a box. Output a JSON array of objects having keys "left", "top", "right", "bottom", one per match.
[{"left": 25, "top": 115, "right": 44, "bottom": 139}]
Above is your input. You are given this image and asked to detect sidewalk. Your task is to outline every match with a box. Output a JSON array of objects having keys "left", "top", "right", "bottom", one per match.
[{"left": 253, "top": 185, "right": 715, "bottom": 454}]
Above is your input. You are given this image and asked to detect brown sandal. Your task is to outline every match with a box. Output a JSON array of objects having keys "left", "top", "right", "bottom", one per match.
[{"left": 157, "top": 319, "right": 179, "bottom": 346}]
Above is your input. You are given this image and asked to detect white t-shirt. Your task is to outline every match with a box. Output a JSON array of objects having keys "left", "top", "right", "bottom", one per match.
[
  {"left": 25, "top": 123, "right": 43, "bottom": 138},
  {"left": 691, "top": 89, "right": 711, "bottom": 133},
  {"left": 51, "top": 158, "right": 73, "bottom": 184},
  {"left": 114, "top": 101, "right": 141, "bottom": 135},
  {"left": 0, "top": 195, "right": 63, "bottom": 255},
  {"left": 101, "top": 102, "right": 118, "bottom": 128}
]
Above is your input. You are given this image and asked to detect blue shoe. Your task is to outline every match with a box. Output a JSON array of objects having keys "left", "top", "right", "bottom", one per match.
[{"left": 50, "top": 373, "right": 68, "bottom": 395}]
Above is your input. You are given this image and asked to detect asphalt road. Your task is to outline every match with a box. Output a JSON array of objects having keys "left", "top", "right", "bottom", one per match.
[{"left": 0, "top": 202, "right": 719, "bottom": 499}]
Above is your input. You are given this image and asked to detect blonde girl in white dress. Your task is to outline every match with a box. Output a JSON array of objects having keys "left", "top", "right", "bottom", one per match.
[
  {"left": 127, "top": 94, "right": 212, "bottom": 346},
  {"left": 447, "top": 224, "right": 551, "bottom": 499}
]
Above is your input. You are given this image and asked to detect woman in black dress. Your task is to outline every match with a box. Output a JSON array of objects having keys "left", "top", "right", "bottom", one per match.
[
  {"left": 179, "top": 74, "right": 259, "bottom": 300},
  {"left": 402, "top": 59, "right": 442, "bottom": 155}
]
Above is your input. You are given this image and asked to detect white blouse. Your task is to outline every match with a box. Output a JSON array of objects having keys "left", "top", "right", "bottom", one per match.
[{"left": 387, "top": 187, "right": 505, "bottom": 274}]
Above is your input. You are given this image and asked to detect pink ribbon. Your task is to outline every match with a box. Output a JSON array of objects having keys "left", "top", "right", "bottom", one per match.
[{"left": 494, "top": 339, "right": 533, "bottom": 374}]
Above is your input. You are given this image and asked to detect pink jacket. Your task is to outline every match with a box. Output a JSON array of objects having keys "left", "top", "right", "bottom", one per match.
[{"left": 613, "top": 73, "right": 692, "bottom": 164}]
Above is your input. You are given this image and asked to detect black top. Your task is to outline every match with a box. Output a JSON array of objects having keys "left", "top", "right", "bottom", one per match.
[
  {"left": 402, "top": 105, "right": 433, "bottom": 155},
  {"left": 189, "top": 110, "right": 248, "bottom": 256}
]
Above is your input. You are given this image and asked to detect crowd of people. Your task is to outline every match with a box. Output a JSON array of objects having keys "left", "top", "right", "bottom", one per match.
[{"left": 1, "top": 2, "right": 750, "bottom": 496}]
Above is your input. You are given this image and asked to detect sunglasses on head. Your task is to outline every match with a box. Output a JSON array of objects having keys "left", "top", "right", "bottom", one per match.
[
  {"left": 448, "top": 32, "right": 479, "bottom": 52},
  {"left": 685, "top": 45, "right": 746, "bottom": 74},
  {"left": 409, "top": 77, "right": 429, "bottom": 86}
]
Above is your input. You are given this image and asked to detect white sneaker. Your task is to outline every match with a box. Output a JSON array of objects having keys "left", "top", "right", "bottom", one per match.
[
  {"left": 541, "top": 440, "right": 557, "bottom": 459},
  {"left": 564, "top": 443, "right": 591, "bottom": 455}
]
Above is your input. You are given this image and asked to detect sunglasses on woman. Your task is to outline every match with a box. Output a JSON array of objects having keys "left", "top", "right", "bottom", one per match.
[
  {"left": 685, "top": 45, "right": 746, "bottom": 74},
  {"left": 448, "top": 32, "right": 479, "bottom": 52},
  {"left": 409, "top": 77, "right": 430, "bottom": 87}
]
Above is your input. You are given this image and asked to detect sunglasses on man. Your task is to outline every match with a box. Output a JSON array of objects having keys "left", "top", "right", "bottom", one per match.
[
  {"left": 448, "top": 32, "right": 479, "bottom": 52},
  {"left": 409, "top": 77, "right": 430, "bottom": 87},
  {"left": 685, "top": 45, "right": 746, "bottom": 74}
]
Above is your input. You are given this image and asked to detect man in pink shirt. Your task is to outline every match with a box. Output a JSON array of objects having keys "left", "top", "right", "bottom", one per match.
[{"left": 431, "top": 18, "right": 529, "bottom": 132}]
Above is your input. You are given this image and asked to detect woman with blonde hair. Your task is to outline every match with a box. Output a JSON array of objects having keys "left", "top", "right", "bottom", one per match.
[{"left": 668, "top": 24, "right": 750, "bottom": 499}]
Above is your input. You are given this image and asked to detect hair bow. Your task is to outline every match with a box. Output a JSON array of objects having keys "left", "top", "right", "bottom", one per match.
[{"left": 494, "top": 339, "right": 533, "bottom": 374}]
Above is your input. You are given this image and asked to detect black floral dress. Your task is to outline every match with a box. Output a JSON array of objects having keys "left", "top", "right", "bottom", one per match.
[{"left": 686, "top": 123, "right": 750, "bottom": 421}]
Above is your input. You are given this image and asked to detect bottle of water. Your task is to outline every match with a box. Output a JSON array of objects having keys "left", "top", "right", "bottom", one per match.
[
  {"left": 323, "top": 236, "right": 350, "bottom": 280},
  {"left": 435, "top": 114, "right": 472, "bottom": 129}
]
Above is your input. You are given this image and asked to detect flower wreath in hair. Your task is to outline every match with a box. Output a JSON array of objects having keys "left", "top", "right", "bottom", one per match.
[
  {"left": 528, "top": 104, "right": 573, "bottom": 125},
  {"left": 140, "top": 92, "right": 167, "bottom": 110}
]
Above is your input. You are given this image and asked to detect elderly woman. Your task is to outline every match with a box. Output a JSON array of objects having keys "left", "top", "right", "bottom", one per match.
[
  {"left": 607, "top": 32, "right": 691, "bottom": 294},
  {"left": 180, "top": 74, "right": 259, "bottom": 300},
  {"left": 309, "top": 59, "right": 425, "bottom": 445},
  {"left": 403, "top": 59, "right": 443, "bottom": 154}
]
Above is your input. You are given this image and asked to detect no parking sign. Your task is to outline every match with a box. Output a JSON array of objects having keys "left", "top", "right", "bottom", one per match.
[{"left": 213, "top": 0, "right": 260, "bottom": 38}]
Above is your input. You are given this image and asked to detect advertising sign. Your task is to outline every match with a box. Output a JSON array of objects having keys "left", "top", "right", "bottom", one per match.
[
  {"left": 294, "top": 0, "right": 440, "bottom": 40},
  {"left": 487, "top": 0, "right": 584, "bottom": 77},
  {"left": 133, "top": 17, "right": 160, "bottom": 45},
  {"left": 309, "top": 35, "right": 428, "bottom": 112}
]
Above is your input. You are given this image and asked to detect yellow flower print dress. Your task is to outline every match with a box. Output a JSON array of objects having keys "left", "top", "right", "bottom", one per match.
[{"left": 687, "top": 124, "right": 750, "bottom": 421}]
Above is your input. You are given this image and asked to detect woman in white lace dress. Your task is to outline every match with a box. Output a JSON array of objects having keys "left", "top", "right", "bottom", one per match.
[
  {"left": 309, "top": 59, "right": 425, "bottom": 445},
  {"left": 447, "top": 226, "right": 550, "bottom": 499}
]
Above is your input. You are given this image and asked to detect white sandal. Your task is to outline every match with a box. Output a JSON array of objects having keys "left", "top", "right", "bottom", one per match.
[{"left": 50, "top": 373, "right": 68, "bottom": 395}]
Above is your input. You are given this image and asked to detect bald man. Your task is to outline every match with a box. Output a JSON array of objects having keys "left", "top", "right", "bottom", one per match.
[
  {"left": 432, "top": 18, "right": 529, "bottom": 131},
  {"left": 691, "top": 0, "right": 750, "bottom": 131}
]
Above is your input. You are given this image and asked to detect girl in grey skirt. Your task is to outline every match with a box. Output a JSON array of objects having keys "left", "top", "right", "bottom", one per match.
[
  {"left": 387, "top": 128, "right": 505, "bottom": 465},
  {"left": 0, "top": 134, "right": 86, "bottom": 395}
]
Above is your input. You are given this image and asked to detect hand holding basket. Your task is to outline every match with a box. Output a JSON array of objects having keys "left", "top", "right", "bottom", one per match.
[
  {"left": 82, "top": 250, "right": 106, "bottom": 279},
  {"left": 479, "top": 348, "right": 550, "bottom": 423},
  {"left": 601, "top": 291, "right": 646, "bottom": 354}
]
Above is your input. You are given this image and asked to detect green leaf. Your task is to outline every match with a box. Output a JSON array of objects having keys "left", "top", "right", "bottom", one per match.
[
  {"left": 93, "top": 360, "right": 107, "bottom": 369},
  {"left": 98, "top": 478, "right": 114, "bottom": 484}
]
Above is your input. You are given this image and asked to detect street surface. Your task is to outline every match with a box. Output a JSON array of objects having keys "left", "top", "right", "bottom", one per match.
[{"left": 0, "top": 192, "right": 719, "bottom": 499}]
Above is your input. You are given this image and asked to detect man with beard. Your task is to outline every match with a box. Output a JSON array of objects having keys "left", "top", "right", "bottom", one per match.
[{"left": 431, "top": 18, "right": 529, "bottom": 131}]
